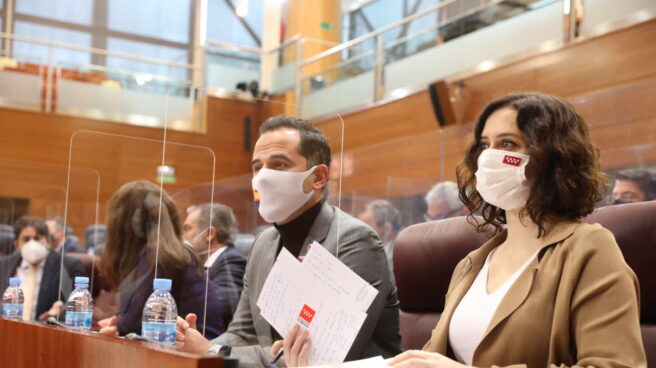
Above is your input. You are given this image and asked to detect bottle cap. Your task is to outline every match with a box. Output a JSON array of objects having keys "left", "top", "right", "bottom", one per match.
[
  {"left": 153, "top": 278, "right": 172, "bottom": 291},
  {"left": 9, "top": 277, "right": 20, "bottom": 286},
  {"left": 75, "top": 277, "right": 89, "bottom": 284}
]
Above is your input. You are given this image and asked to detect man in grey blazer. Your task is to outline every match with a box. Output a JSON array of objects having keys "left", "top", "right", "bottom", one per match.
[{"left": 176, "top": 115, "right": 402, "bottom": 367}]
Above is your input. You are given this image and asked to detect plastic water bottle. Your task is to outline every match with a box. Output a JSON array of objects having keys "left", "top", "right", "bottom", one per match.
[
  {"left": 142, "top": 278, "right": 177, "bottom": 344},
  {"left": 2, "top": 278, "right": 24, "bottom": 319},
  {"left": 64, "top": 277, "right": 93, "bottom": 330}
]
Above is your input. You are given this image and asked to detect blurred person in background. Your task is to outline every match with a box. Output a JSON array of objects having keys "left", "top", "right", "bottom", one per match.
[
  {"left": 611, "top": 169, "right": 655, "bottom": 204},
  {"left": 97, "top": 181, "right": 223, "bottom": 339},
  {"left": 358, "top": 199, "right": 402, "bottom": 276},
  {"left": 184, "top": 202, "right": 246, "bottom": 331},
  {"left": 0, "top": 216, "right": 85, "bottom": 321},
  {"left": 46, "top": 216, "right": 85, "bottom": 254},
  {"left": 424, "top": 181, "right": 468, "bottom": 221}
]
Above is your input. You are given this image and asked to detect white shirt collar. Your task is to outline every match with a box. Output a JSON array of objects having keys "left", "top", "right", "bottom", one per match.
[
  {"left": 204, "top": 246, "right": 228, "bottom": 268},
  {"left": 19, "top": 258, "right": 46, "bottom": 270}
]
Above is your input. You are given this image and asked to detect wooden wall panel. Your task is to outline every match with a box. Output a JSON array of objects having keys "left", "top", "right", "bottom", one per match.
[
  {"left": 449, "top": 19, "right": 656, "bottom": 125},
  {"left": 0, "top": 96, "right": 259, "bottom": 242},
  {"left": 312, "top": 20, "right": 656, "bottom": 199}
]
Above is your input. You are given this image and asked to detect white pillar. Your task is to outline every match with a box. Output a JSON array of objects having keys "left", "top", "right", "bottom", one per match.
[
  {"left": 192, "top": 0, "right": 208, "bottom": 88},
  {"left": 260, "top": 0, "right": 283, "bottom": 92}
]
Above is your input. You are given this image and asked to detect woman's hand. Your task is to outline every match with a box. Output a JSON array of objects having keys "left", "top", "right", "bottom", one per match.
[
  {"left": 387, "top": 350, "right": 473, "bottom": 368},
  {"left": 270, "top": 324, "right": 312, "bottom": 367},
  {"left": 175, "top": 313, "right": 213, "bottom": 354},
  {"left": 98, "top": 315, "right": 119, "bottom": 336}
]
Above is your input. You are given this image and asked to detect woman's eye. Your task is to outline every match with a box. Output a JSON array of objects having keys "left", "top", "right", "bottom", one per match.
[
  {"left": 479, "top": 142, "right": 490, "bottom": 149},
  {"left": 501, "top": 140, "right": 517, "bottom": 148}
]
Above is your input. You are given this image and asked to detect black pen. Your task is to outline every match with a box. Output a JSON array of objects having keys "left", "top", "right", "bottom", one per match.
[{"left": 270, "top": 348, "right": 284, "bottom": 366}]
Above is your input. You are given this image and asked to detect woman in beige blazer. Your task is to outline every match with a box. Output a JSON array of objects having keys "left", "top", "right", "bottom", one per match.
[{"left": 388, "top": 93, "right": 646, "bottom": 367}]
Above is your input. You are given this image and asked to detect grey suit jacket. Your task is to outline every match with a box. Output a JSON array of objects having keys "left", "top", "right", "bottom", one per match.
[{"left": 212, "top": 202, "right": 402, "bottom": 367}]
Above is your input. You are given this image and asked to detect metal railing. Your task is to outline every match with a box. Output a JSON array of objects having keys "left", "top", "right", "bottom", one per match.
[
  {"left": 298, "top": 0, "right": 537, "bottom": 105},
  {"left": 1, "top": 0, "right": 653, "bottom": 122}
]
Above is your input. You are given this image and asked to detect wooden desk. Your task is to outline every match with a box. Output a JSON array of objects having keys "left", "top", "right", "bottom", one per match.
[{"left": 0, "top": 318, "right": 224, "bottom": 368}]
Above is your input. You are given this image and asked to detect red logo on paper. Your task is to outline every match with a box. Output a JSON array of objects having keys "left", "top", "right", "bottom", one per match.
[
  {"left": 299, "top": 305, "right": 316, "bottom": 324},
  {"left": 502, "top": 155, "right": 522, "bottom": 166}
]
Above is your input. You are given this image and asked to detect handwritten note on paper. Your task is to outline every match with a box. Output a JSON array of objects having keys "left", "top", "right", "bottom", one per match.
[
  {"left": 256, "top": 247, "right": 370, "bottom": 365},
  {"left": 303, "top": 241, "right": 378, "bottom": 312},
  {"left": 297, "top": 356, "right": 389, "bottom": 368}
]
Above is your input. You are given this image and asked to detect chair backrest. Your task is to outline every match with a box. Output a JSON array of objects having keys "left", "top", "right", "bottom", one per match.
[
  {"left": 393, "top": 201, "right": 656, "bottom": 362},
  {"left": 0, "top": 224, "right": 15, "bottom": 257}
]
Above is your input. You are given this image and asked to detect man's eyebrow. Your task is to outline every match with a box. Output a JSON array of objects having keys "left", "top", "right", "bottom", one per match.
[{"left": 270, "top": 154, "right": 293, "bottom": 161}]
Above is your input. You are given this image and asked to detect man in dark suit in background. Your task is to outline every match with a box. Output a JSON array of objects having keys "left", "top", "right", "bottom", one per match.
[
  {"left": 0, "top": 216, "right": 86, "bottom": 321},
  {"left": 46, "top": 216, "right": 85, "bottom": 254},
  {"left": 184, "top": 203, "right": 247, "bottom": 331}
]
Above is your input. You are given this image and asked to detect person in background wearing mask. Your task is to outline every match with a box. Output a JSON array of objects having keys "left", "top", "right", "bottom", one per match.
[
  {"left": 611, "top": 169, "right": 655, "bottom": 204},
  {"left": 385, "top": 93, "right": 645, "bottom": 367},
  {"left": 0, "top": 216, "right": 86, "bottom": 321},
  {"left": 183, "top": 202, "right": 247, "bottom": 331},
  {"left": 175, "top": 115, "right": 402, "bottom": 367},
  {"left": 46, "top": 216, "right": 85, "bottom": 254},
  {"left": 357, "top": 199, "right": 402, "bottom": 277},
  {"left": 424, "top": 181, "right": 468, "bottom": 221}
]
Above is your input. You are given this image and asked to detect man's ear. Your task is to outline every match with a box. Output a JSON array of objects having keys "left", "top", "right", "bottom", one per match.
[
  {"left": 207, "top": 226, "right": 218, "bottom": 243},
  {"left": 311, "top": 165, "right": 329, "bottom": 191}
]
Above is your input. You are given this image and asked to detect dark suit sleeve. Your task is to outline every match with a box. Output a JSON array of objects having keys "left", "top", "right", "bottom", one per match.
[
  {"left": 336, "top": 223, "right": 403, "bottom": 360},
  {"left": 174, "top": 265, "right": 225, "bottom": 340},
  {"left": 210, "top": 248, "right": 247, "bottom": 330},
  {"left": 63, "top": 256, "right": 87, "bottom": 279}
]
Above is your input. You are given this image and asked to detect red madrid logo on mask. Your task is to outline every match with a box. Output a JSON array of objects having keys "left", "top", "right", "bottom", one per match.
[{"left": 503, "top": 155, "right": 522, "bottom": 166}]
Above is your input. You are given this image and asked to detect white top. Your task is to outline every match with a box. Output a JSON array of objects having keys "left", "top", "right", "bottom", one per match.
[
  {"left": 204, "top": 246, "right": 228, "bottom": 268},
  {"left": 14, "top": 259, "right": 45, "bottom": 321},
  {"left": 448, "top": 249, "right": 539, "bottom": 365}
]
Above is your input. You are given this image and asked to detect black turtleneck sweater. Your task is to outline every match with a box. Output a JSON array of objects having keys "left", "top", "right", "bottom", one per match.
[{"left": 273, "top": 200, "right": 324, "bottom": 258}]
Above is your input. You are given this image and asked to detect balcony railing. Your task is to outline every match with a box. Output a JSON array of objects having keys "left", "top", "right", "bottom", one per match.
[{"left": 0, "top": 0, "right": 653, "bottom": 126}]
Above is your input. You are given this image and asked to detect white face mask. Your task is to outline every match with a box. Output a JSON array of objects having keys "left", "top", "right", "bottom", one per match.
[
  {"left": 184, "top": 227, "right": 211, "bottom": 253},
  {"left": 475, "top": 149, "right": 531, "bottom": 211},
  {"left": 20, "top": 239, "right": 49, "bottom": 265},
  {"left": 252, "top": 166, "right": 316, "bottom": 224}
]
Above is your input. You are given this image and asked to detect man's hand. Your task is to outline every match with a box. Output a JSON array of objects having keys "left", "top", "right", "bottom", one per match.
[
  {"left": 175, "top": 313, "right": 213, "bottom": 354},
  {"left": 271, "top": 324, "right": 312, "bottom": 367},
  {"left": 387, "top": 350, "right": 473, "bottom": 368},
  {"left": 98, "top": 315, "right": 119, "bottom": 336},
  {"left": 38, "top": 301, "right": 64, "bottom": 321}
]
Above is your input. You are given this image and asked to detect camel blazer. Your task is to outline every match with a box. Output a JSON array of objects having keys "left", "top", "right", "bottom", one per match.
[{"left": 423, "top": 221, "right": 646, "bottom": 368}]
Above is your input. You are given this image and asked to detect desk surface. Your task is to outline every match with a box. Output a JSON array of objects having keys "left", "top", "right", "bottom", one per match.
[{"left": 0, "top": 318, "right": 224, "bottom": 368}]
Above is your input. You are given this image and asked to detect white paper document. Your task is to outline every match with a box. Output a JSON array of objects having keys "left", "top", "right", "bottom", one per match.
[
  {"left": 298, "top": 356, "right": 389, "bottom": 368},
  {"left": 257, "top": 243, "right": 379, "bottom": 365},
  {"left": 303, "top": 241, "right": 378, "bottom": 312}
]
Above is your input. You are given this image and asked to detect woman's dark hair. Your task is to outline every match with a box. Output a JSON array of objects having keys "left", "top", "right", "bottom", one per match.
[
  {"left": 457, "top": 92, "right": 606, "bottom": 237},
  {"left": 100, "top": 181, "right": 198, "bottom": 287}
]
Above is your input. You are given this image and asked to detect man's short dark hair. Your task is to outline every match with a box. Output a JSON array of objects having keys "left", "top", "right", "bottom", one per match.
[
  {"left": 194, "top": 203, "right": 238, "bottom": 246},
  {"left": 615, "top": 169, "right": 656, "bottom": 200},
  {"left": 14, "top": 216, "right": 49, "bottom": 240},
  {"left": 259, "top": 115, "right": 332, "bottom": 170}
]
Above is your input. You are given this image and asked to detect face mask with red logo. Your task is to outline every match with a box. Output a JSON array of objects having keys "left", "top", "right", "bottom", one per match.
[{"left": 475, "top": 148, "right": 531, "bottom": 211}]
